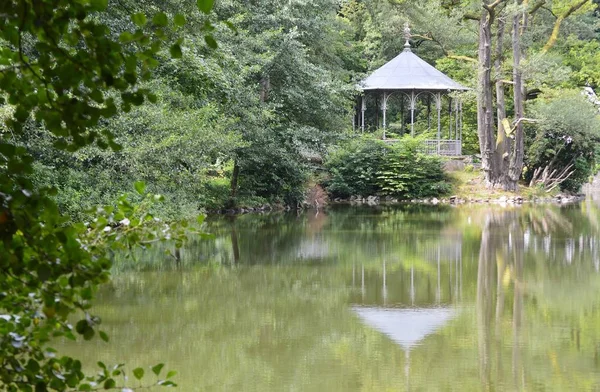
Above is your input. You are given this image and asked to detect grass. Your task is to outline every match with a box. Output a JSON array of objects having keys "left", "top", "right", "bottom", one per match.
[{"left": 447, "top": 168, "right": 559, "bottom": 200}]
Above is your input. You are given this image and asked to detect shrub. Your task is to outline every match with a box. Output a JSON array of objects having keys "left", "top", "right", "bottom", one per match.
[
  {"left": 377, "top": 137, "right": 451, "bottom": 198},
  {"left": 525, "top": 92, "right": 600, "bottom": 193},
  {"left": 324, "top": 136, "right": 388, "bottom": 197},
  {"left": 324, "top": 135, "right": 451, "bottom": 199},
  {"left": 237, "top": 142, "right": 309, "bottom": 206}
]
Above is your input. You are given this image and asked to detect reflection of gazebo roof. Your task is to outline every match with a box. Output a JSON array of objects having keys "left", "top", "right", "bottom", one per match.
[
  {"left": 352, "top": 306, "right": 454, "bottom": 351},
  {"left": 359, "top": 50, "right": 468, "bottom": 92}
]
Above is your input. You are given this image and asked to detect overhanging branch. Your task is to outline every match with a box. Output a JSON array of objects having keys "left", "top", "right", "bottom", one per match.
[{"left": 541, "top": 0, "right": 590, "bottom": 53}]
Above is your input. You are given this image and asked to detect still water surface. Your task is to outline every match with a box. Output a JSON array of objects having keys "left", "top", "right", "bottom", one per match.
[{"left": 66, "top": 202, "right": 600, "bottom": 391}]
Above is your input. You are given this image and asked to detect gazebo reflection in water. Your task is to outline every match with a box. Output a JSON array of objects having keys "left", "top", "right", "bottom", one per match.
[
  {"left": 350, "top": 238, "right": 463, "bottom": 387},
  {"left": 355, "top": 23, "right": 469, "bottom": 156}
]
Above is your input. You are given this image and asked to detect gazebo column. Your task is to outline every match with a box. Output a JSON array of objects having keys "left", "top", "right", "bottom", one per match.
[
  {"left": 375, "top": 96, "right": 379, "bottom": 129},
  {"left": 459, "top": 98, "right": 463, "bottom": 141},
  {"left": 458, "top": 98, "right": 463, "bottom": 155},
  {"left": 382, "top": 91, "right": 388, "bottom": 140},
  {"left": 454, "top": 98, "right": 459, "bottom": 140},
  {"left": 455, "top": 98, "right": 460, "bottom": 155},
  {"left": 410, "top": 91, "right": 416, "bottom": 137},
  {"left": 361, "top": 96, "right": 366, "bottom": 133},
  {"left": 436, "top": 93, "right": 442, "bottom": 155},
  {"left": 448, "top": 97, "right": 452, "bottom": 139}
]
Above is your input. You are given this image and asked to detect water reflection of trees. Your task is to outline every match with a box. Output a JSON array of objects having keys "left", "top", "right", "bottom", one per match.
[
  {"left": 69, "top": 204, "right": 600, "bottom": 391},
  {"left": 474, "top": 206, "right": 600, "bottom": 391},
  {"left": 167, "top": 205, "right": 457, "bottom": 269}
]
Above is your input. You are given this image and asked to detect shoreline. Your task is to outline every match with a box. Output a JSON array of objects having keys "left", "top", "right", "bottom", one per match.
[
  {"left": 205, "top": 193, "right": 587, "bottom": 215},
  {"left": 331, "top": 193, "right": 586, "bottom": 206}
]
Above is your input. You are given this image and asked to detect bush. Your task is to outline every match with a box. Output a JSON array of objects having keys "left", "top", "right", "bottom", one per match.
[
  {"left": 525, "top": 92, "right": 600, "bottom": 193},
  {"left": 324, "top": 136, "right": 388, "bottom": 197},
  {"left": 324, "top": 135, "right": 451, "bottom": 199},
  {"left": 237, "top": 142, "right": 309, "bottom": 206},
  {"left": 377, "top": 138, "right": 452, "bottom": 198}
]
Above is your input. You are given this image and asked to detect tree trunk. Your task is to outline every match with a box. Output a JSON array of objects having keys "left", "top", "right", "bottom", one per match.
[
  {"left": 259, "top": 75, "right": 270, "bottom": 103},
  {"left": 506, "top": 2, "right": 525, "bottom": 191},
  {"left": 477, "top": 7, "right": 501, "bottom": 187},
  {"left": 495, "top": 14, "right": 510, "bottom": 184}
]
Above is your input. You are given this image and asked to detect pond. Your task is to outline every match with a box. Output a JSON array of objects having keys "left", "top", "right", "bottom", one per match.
[{"left": 63, "top": 201, "right": 600, "bottom": 391}]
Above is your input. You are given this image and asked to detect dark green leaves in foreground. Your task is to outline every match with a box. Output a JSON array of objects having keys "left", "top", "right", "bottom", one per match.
[
  {"left": 76, "top": 362, "right": 177, "bottom": 390},
  {"left": 197, "top": 0, "right": 215, "bottom": 14},
  {"left": 0, "top": 0, "right": 215, "bottom": 390}
]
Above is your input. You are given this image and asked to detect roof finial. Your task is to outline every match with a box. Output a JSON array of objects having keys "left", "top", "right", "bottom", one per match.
[{"left": 403, "top": 22, "right": 412, "bottom": 51}]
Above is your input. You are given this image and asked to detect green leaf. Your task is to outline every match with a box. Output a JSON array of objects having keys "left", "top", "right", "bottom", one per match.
[
  {"left": 152, "top": 12, "right": 168, "bottom": 27},
  {"left": 83, "top": 327, "right": 95, "bottom": 341},
  {"left": 197, "top": 0, "right": 214, "bottom": 14},
  {"left": 131, "top": 13, "right": 147, "bottom": 27},
  {"left": 37, "top": 264, "right": 51, "bottom": 282},
  {"left": 170, "top": 44, "right": 182, "bottom": 59},
  {"left": 134, "top": 181, "right": 146, "bottom": 195},
  {"left": 103, "top": 378, "right": 116, "bottom": 389},
  {"left": 90, "top": 0, "right": 108, "bottom": 11},
  {"left": 133, "top": 367, "right": 144, "bottom": 380},
  {"left": 151, "top": 363, "right": 164, "bottom": 376},
  {"left": 99, "top": 331, "right": 109, "bottom": 342},
  {"left": 204, "top": 35, "right": 218, "bottom": 49},
  {"left": 76, "top": 320, "right": 88, "bottom": 335},
  {"left": 166, "top": 370, "right": 177, "bottom": 379},
  {"left": 224, "top": 21, "right": 237, "bottom": 33},
  {"left": 174, "top": 14, "right": 186, "bottom": 27}
]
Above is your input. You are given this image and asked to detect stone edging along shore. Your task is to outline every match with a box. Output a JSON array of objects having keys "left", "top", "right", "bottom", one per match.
[
  {"left": 206, "top": 194, "right": 587, "bottom": 214},
  {"left": 332, "top": 194, "right": 586, "bottom": 206}
]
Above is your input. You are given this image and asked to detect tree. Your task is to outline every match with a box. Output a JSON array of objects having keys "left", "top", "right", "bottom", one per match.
[
  {"left": 0, "top": 0, "right": 215, "bottom": 389},
  {"left": 209, "top": 0, "right": 355, "bottom": 207},
  {"left": 471, "top": 0, "right": 594, "bottom": 190},
  {"left": 525, "top": 92, "right": 600, "bottom": 192}
]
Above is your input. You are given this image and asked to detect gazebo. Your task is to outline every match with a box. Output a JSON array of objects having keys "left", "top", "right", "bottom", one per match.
[{"left": 356, "top": 24, "right": 468, "bottom": 156}]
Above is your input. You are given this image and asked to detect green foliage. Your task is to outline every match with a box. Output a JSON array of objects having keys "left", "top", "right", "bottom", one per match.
[
  {"left": 18, "top": 0, "right": 357, "bottom": 216},
  {"left": 377, "top": 138, "right": 452, "bottom": 198},
  {"left": 525, "top": 92, "right": 600, "bottom": 192},
  {"left": 324, "top": 135, "right": 451, "bottom": 199},
  {"left": 237, "top": 142, "right": 309, "bottom": 207},
  {"left": 0, "top": 0, "right": 216, "bottom": 390},
  {"left": 28, "top": 78, "right": 242, "bottom": 219},
  {"left": 324, "top": 136, "right": 388, "bottom": 197},
  {"left": 208, "top": 0, "right": 356, "bottom": 206},
  {"left": 563, "top": 37, "right": 600, "bottom": 88}
]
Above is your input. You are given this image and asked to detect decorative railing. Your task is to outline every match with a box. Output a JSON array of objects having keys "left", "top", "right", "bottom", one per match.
[
  {"left": 383, "top": 138, "right": 462, "bottom": 156},
  {"left": 422, "top": 140, "right": 462, "bottom": 156}
]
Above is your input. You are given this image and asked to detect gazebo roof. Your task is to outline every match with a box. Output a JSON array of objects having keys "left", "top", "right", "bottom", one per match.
[
  {"left": 359, "top": 24, "right": 468, "bottom": 92},
  {"left": 359, "top": 49, "right": 469, "bottom": 92}
]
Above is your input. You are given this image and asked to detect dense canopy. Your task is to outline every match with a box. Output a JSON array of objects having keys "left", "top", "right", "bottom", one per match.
[{"left": 1, "top": 0, "right": 600, "bottom": 390}]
